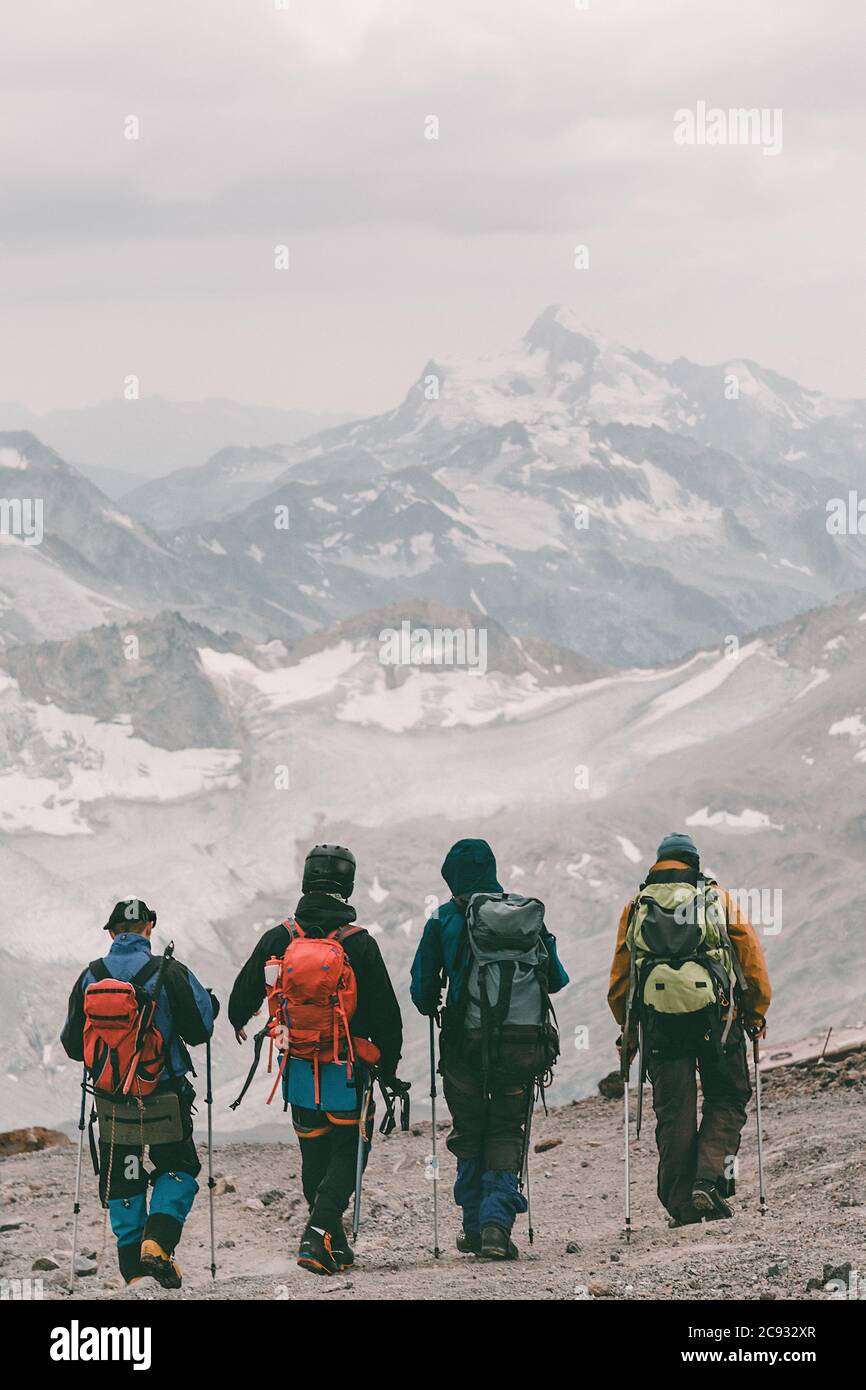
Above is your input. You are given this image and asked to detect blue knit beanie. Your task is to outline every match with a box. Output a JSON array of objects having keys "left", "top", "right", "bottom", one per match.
[{"left": 656, "top": 832, "right": 699, "bottom": 865}]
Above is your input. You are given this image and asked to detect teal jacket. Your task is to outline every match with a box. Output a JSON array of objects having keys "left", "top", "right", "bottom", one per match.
[{"left": 409, "top": 838, "right": 569, "bottom": 1016}]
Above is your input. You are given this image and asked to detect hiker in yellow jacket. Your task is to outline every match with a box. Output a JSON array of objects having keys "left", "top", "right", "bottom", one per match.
[{"left": 608, "top": 833, "right": 771, "bottom": 1227}]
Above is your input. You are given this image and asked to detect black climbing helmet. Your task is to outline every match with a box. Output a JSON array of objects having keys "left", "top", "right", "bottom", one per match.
[{"left": 302, "top": 844, "right": 356, "bottom": 898}]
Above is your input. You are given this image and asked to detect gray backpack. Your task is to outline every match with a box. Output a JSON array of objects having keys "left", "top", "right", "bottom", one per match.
[{"left": 462, "top": 893, "right": 559, "bottom": 1088}]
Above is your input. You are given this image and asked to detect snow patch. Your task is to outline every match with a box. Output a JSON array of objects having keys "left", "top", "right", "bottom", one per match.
[
  {"left": 616, "top": 835, "right": 643, "bottom": 863},
  {"left": 828, "top": 714, "right": 866, "bottom": 738},
  {"left": 0, "top": 449, "right": 28, "bottom": 470},
  {"left": 686, "top": 808, "right": 783, "bottom": 832},
  {"left": 368, "top": 875, "right": 389, "bottom": 905}
]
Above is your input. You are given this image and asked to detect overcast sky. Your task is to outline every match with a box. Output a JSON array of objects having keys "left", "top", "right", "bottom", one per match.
[{"left": 1, "top": 0, "right": 864, "bottom": 414}]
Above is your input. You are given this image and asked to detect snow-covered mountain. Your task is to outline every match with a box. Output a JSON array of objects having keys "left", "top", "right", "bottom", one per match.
[
  {"left": 3, "top": 590, "right": 865, "bottom": 1129},
  {"left": 129, "top": 306, "right": 866, "bottom": 665},
  {"left": 8, "top": 311, "right": 866, "bottom": 665},
  {"left": 0, "top": 433, "right": 202, "bottom": 650}
]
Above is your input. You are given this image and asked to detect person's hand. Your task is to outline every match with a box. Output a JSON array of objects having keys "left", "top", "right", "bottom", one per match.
[
  {"left": 234, "top": 1026, "right": 247, "bottom": 1044},
  {"left": 745, "top": 1016, "right": 766, "bottom": 1041},
  {"left": 380, "top": 1075, "right": 411, "bottom": 1096},
  {"left": 616, "top": 1032, "right": 638, "bottom": 1066}
]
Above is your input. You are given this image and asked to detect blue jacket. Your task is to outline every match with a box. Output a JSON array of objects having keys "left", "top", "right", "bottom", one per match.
[{"left": 61, "top": 933, "right": 216, "bottom": 1081}]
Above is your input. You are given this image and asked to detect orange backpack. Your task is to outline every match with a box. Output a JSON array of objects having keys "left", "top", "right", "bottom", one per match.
[
  {"left": 82, "top": 956, "right": 167, "bottom": 1098},
  {"left": 261, "top": 921, "right": 380, "bottom": 1106}
]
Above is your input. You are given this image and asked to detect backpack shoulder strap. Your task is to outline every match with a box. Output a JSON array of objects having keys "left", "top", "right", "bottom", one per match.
[
  {"left": 130, "top": 956, "right": 162, "bottom": 990},
  {"left": 283, "top": 918, "right": 304, "bottom": 941},
  {"left": 332, "top": 924, "right": 366, "bottom": 944},
  {"left": 87, "top": 958, "right": 111, "bottom": 983}
]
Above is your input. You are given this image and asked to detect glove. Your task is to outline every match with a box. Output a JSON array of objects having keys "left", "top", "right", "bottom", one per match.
[
  {"left": 378, "top": 1075, "right": 411, "bottom": 1096},
  {"left": 377, "top": 1075, "right": 411, "bottom": 1135},
  {"left": 745, "top": 1015, "right": 766, "bottom": 1040},
  {"left": 616, "top": 1032, "right": 638, "bottom": 1066}
]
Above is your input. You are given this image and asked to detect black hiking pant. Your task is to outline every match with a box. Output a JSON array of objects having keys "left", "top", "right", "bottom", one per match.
[
  {"left": 440, "top": 1044, "right": 531, "bottom": 1173},
  {"left": 292, "top": 1103, "right": 374, "bottom": 1233},
  {"left": 646, "top": 1019, "right": 752, "bottom": 1220}
]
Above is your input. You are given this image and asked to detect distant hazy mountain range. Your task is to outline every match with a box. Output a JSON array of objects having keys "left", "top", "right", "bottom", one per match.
[
  {"left": 0, "top": 397, "right": 351, "bottom": 496},
  {"left": 4, "top": 305, "right": 866, "bottom": 666}
]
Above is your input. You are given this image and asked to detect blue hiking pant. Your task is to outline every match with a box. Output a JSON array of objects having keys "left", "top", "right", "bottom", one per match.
[
  {"left": 454, "top": 1158, "right": 528, "bottom": 1234},
  {"left": 101, "top": 1085, "right": 201, "bottom": 1276}
]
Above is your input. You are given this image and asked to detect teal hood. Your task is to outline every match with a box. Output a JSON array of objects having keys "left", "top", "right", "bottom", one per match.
[{"left": 441, "top": 839, "right": 503, "bottom": 898}]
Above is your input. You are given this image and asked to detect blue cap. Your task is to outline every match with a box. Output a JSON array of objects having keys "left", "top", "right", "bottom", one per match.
[{"left": 655, "top": 832, "right": 699, "bottom": 864}]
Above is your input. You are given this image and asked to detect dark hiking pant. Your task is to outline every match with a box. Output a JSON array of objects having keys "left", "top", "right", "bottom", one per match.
[
  {"left": 441, "top": 1046, "right": 531, "bottom": 1233},
  {"left": 292, "top": 1103, "right": 374, "bottom": 1232},
  {"left": 647, "top": 1024, "right": 752, "bottom": 1221},
  {"left": 97, "top": 1085, "right": 200, "bottom": 1275}
]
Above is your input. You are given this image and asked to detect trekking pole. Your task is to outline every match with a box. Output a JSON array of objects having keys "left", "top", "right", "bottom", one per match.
[
  {"left": 352, "top": 1075, "right": 373, "bottom": 1242},
  {"left": 619, "top": 1027, "right": 633, "bottom": 1243},
  {"left": 205, "top": 1037, "right": 217, "bottom": 1280},
  {"left": 753, "top": 1037, "right": 767, "bottom": 1216},
  {"left": 69, "top": 1064, "right": 88, "bottom": 1288},
  {"left": 635, "top": 1019, "right": 645, "bottom": 1140},
  {"left": 623, "top": 1071, "right": 631, "bottom": 1243},
  {"left": 520, "top": 1084, "right": 536, "bottom": 1245},
  {"left": 429, "top": 1015, "right": 441, "bottom": 1259}
]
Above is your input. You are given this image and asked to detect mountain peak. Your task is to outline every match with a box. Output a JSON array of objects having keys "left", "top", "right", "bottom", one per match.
[{"left": 522, "top": 305, "right": 608, "bottom": 363}]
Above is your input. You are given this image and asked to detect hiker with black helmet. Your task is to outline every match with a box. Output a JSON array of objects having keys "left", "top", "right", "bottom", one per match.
[
  {"left": 60, "top": 898, "right": 218, "bottom": 1288},
  {"left": 609, "top": 832, "right": 772, "bottom": 1227},
  {"left": 410, "top": 839, "right": 569, "bottom": 1260},
  {"left": 228, "top": 844, "right": 405, "bottom": 1276}
]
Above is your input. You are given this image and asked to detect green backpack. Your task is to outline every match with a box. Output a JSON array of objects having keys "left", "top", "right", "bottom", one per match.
[{"left": 625, "top": 878, "right": 746, "bottom": 1043}]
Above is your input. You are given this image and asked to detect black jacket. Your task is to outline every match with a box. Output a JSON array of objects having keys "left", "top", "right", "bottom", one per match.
[{"left": 228, "top": 893, "right": 403, "bottom": 1078}]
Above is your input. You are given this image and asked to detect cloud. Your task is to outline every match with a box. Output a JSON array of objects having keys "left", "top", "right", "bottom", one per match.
[{"left": 1, "top": 0, "right": 865, "bottom": 410}]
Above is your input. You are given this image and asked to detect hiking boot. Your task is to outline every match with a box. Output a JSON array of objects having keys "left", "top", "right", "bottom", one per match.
[
  {"left": 691, "top": 1179, "right": 733, "bottom": 1220},
  {"left": 329, "top": 1224, "right": 354, "bottom": 1271},
  {"left": 456, "top": 1229, "right": 482, "bottom": 1254},
  {"left": 668, "top": 1208, "right": 703, "bottom": 1228},
  {"left": 118, "top": 1243, "right": 146, "bottom": 1285},
  {"left": 480, "top": 1224, "right": 519, "bottom": 1260},
  {"left": 139, "top": 1239, "right": 182, "bottom": 1289},
  {"left": 297, "top": 1224, "right": 338, "bottom": 1276}
]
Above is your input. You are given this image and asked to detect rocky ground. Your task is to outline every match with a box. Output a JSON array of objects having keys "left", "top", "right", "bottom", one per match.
[{"left": 2, "top": 1049, "right": 864, "bottom": 1302}]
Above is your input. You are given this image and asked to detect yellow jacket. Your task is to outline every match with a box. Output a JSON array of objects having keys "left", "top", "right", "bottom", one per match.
[{"left": 607, "top": 860, "right": 772, "bottom": 1029}]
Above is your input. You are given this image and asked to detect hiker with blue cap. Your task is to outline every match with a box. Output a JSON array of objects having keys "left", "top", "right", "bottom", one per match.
[{"left": 608, "top": 833, "right": 772, "bottom": 1227}]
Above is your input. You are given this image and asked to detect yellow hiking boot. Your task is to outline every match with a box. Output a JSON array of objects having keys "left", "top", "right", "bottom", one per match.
[{"left": 140, "top": 1239, "right": 183, "bottom": 1289}]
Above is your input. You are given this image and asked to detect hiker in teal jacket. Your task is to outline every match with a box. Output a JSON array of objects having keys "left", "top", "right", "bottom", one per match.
[{"left": 411, "top": 839, "right": 569, "bottom": 1259}]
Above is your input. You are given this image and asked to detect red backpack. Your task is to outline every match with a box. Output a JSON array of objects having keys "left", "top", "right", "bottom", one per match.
[
  {"left": 82, "top": 955, "right": 168, "bottom": 1098},
  {"left": 259, "top": 921, "right": 380, "bottom": 1106}
]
